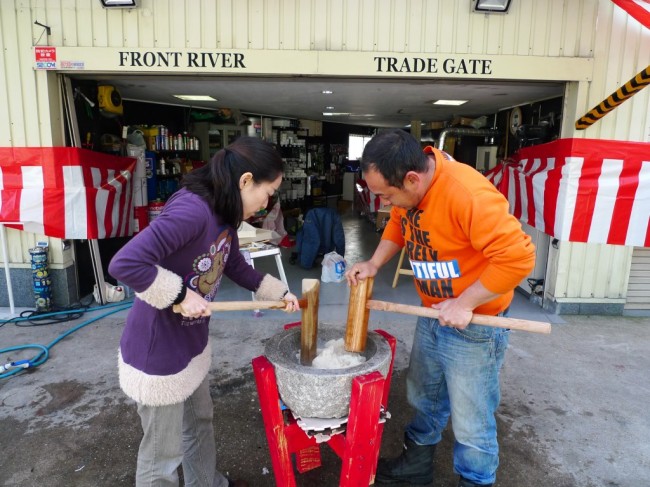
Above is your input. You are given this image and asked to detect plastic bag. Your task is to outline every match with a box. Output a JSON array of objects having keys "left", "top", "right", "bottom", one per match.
[
  {"left": 321, "top": 251, "right": 347, "bottom": 283},
  {"left": 126, "top": 129, "right": 146, "bottom": 148}
]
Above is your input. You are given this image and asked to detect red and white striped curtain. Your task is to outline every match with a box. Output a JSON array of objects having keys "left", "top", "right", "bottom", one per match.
[
  {"left": 0, "top": 147, "right": 136, "bottom": 239},
  {"left": 485, "top": 138, "right": 650, "bottom": 247}
]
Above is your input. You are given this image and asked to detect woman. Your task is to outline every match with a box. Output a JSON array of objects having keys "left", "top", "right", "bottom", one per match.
[{"left": 109, "top": 136, "right": 299, "bottom": 487}]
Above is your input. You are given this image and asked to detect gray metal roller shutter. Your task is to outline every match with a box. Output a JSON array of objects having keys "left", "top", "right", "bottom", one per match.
[{"left": 625, "top": 247, "right": 650, "bottom": 310}]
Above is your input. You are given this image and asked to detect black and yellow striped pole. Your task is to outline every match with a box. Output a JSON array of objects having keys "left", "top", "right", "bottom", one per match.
[{"left": 575, "top": 64, "right": 650, "bottom": 130}]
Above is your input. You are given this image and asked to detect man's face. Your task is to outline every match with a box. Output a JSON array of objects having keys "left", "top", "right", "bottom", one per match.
[{"left": 363, "top": 167, "right": 420, "bottom": 209}]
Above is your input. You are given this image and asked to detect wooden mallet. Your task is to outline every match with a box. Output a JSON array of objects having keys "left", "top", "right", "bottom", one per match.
[
  {"left": 299, "top": 278, "right": 320, "bottom": 366},
  {"left": 344, "top": 276, "right": 375, "bottom": 352},
  {"left": 172, "top": 279, "right": 321, "bottom": 365},
  {"left": 344, "top": 276, "right": 552, "bottom": 353},
  {"left": 172, "top": 299, "right": 307, "bottom": 315}
]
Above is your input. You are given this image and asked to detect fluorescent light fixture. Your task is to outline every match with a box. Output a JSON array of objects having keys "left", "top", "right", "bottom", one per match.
[
  {"left": 100, "top": 0, "right": 137, "bottom": 8},
  {"left": 473, "top": 0, "right": 512, "bottom": 13},
  {"left": 433, "top": 99, "right": 469, "bottom": 106},
  {"left": 323, "top": 112, "right": 350, "bottom": 116},
  {"left": 322, "top": 90, "right": 333, "bottom": 94},
  {"left": 325, "top": 106, "right": 334, "bottom": 110},
  {"left": 173, "top": 95, "right": 218, "bottom": 101}
]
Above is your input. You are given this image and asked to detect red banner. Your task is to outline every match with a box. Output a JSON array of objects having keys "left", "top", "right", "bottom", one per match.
[
  {"left": 0, "top": 147, "right": 136, "bottom": 239},
  {"left": 485, "top": 138, "right": 650, "bottom": 247}
]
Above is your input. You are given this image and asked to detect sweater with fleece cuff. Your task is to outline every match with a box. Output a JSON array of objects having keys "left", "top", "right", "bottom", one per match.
[{"left": 108, "top": 188, "right": 288, "bottom": 406}]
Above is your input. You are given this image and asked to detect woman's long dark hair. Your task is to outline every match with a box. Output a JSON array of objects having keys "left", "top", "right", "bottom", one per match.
[{"left": 182, "top": 136, "right": 284, "bottom": 229}]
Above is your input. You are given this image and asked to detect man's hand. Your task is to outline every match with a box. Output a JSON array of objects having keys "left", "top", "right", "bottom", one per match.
[
  {"left": 431, "top": 298, "right": 473, "bottom": 329},
  {"left": 432, "top": 280, "right": 501, "bottom": 329},
  {"left": 345, "top": 240, "right": 400, "bottom": 286},
  {"left": 345, "top": 261, "right": 378, "bottom": 286}
]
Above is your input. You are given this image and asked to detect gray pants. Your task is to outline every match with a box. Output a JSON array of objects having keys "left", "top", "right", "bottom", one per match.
[{"left": 135, "top": 378, "right": 229, "bottom": 487}]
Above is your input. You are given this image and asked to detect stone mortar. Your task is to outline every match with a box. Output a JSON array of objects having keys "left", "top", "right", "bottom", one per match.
[{"left": 264, "top": 326, "right": 392, "bottom": 418}]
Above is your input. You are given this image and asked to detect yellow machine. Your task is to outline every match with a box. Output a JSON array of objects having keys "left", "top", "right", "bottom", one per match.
[{"left": 97, "top": 85, "right": 123, "bottom": 116}]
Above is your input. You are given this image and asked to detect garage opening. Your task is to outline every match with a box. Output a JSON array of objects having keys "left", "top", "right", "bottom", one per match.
[{"left": 62, "top": 74, "right": 565, "bottom": 303}]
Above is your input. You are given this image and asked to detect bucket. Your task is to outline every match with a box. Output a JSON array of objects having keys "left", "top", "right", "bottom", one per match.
[
  {"left": 148, "top": 200, "right": 165, "bottom": 222},
  {"left": 134, "top": 206, "right": 149, "bottom": 233},
  {"left": 247, "top": 116, "right": 261, "bottom": 137}
]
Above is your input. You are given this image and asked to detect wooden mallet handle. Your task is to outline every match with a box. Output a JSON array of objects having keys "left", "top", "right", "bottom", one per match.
[
  {"left": 366, "top": 300, "right": 551, "bottom": 334},
  {"left": 173, "top": 298, "right": 307, "bottom": 316}
]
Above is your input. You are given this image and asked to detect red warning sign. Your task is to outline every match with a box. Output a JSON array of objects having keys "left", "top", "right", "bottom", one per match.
[
  {"left": 35, "top": 46, "right": 56, "bottom": 62},
  {"left": 34, "top": 47, "right": 57, "bottom": 69}
]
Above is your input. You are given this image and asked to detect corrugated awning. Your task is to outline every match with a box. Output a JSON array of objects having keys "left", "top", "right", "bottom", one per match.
[{"left": 485, "top": 138, "right": 650, "bottom": 247}]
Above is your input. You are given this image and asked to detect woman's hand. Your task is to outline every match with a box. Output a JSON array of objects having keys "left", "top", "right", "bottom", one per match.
[
  {"left": 175, "top": 288, "right": 209, "bottom": 318},
  {"left": 282, "top": 291, "right": 300, "bottom": 313}
]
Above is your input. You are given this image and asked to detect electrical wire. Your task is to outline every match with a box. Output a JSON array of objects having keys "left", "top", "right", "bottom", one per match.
[{"left": 0, "top": 301, "right": 133, "bottom": 379}]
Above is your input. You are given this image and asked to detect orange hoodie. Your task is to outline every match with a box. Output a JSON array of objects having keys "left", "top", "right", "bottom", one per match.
[{"left": 382, "top": 146, "right": 536, "bottom": 316}]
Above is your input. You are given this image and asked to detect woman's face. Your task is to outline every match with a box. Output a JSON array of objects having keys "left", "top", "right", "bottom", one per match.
[{"left": 240, "top": 173, "right": 283, "bottom": 219}]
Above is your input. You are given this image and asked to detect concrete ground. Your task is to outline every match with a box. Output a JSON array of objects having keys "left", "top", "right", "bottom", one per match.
[{"left": 1, "top": 212, "right": 649, "bottom": 487}]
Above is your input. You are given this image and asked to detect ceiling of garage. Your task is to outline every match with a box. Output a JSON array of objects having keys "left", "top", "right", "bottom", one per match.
[{"left": 72, "top": 74, "right": 565, "bottom": 129}]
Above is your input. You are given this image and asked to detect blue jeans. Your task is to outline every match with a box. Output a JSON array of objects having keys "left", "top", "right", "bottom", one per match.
[
  {"left": 405, "top": 316, "right": 510, "bottom": 485},
  {"left": 136, "top": 378, "right": 229, "bottom": 487}
]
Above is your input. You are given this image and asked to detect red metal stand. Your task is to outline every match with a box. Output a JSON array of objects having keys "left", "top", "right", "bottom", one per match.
[{"left": 252, "top": 328, "right": 397, "bottom": 486}]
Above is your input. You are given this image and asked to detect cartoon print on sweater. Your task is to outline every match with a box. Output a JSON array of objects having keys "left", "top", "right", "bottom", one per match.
[{"left": 187, "top": 228, "right": 232, "bottom": 302}]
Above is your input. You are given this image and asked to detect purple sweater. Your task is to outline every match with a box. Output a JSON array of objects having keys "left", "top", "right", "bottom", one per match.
[{"left": 109, "top": 189, "right": 283, "bottom": 406}]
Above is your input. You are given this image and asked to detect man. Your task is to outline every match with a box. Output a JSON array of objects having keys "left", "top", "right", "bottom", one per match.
[{"left": 345, "top": 129, "right": 535, "bottom": 487}]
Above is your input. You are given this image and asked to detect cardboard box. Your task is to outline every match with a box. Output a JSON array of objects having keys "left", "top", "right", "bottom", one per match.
[
  {"left": 451, "top": 117, "right": 475, "bottom": 127},
  {"left": 237, "top": 221, "right": 257, "bottom": 239},
  {"left": 425, "top": 121, "right": 446, "bottom": 130},
  {"left": 237, "top": 228, "right": 282, "bottom": 247},
  {"left": 299, "top": 119, "right": 323, "bottom": 137},
  {"left": 376, "top": 205, "right": 392, "bottom": 231}
]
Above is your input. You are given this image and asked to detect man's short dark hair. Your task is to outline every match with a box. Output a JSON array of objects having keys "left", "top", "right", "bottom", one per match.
[{"left": 360, "top": 129, "right": 428, "bottom": 188}]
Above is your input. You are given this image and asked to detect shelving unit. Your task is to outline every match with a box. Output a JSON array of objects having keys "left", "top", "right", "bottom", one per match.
[
  {"left": 272, "top": 127, "right": 344, "bottom": 212},
  {"left": 275, "top": 127, "right": 308, "bottom": 205},
  {"left": 147, "top": 149, "right": 203, "bottom": 201},
  {"left": 191, "top": 122, "right": 244, "bottom": 161}
]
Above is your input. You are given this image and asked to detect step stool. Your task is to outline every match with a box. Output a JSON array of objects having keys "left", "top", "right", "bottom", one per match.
[{"left": 252, "top": 326, "right": 397, "bottom": 486}]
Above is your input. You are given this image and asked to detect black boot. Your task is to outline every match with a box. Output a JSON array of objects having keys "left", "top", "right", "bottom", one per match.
[
  {"left": 375, "top": 435, "right": 435, "bottom": 485},
  {"left": 458, "top": 477, "right": 493, "bottom": 487}
]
